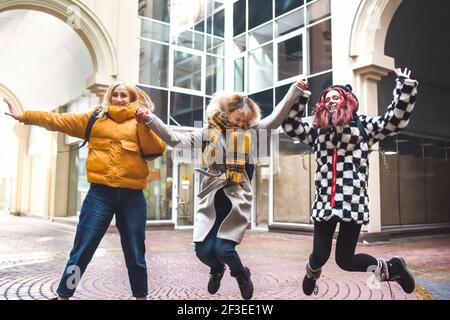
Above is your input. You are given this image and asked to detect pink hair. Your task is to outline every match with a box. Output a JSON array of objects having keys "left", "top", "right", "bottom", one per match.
[{"left": 312, "top": 86, "right": 359, "bottom": 129}]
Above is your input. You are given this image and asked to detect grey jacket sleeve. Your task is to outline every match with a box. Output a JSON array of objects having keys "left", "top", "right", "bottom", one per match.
[
  {"left": 251, "top": 84, "right": 311, "bottom": 131},
  {"left": 144, "top": 114, "right": 206, "bottom": 149}
]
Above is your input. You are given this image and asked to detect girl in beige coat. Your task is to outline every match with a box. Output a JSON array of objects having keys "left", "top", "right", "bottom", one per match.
[{"left": 135, "top": 81, "right": 309, "bottom": 299}]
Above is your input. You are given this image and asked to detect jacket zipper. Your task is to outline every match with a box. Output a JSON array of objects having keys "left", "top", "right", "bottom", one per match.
[{"left": 330, "top": 149, "right": 337, "bottom": 208}]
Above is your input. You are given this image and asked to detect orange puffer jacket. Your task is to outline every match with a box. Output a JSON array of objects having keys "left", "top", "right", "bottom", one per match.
[{"left": 20, "top": 106, "right": 166, "bottom": 190}]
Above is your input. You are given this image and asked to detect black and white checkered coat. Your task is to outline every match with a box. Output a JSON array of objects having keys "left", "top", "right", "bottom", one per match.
[{"left": 282, "top": 77, "right": 418, "bottom": 224}]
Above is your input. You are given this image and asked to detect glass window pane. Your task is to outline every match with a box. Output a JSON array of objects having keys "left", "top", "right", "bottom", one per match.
[
  {"left": 275, "top": 0, "right": 304, "bottom": 17},
  {"left": 278, "top": 35, "right": 303, "bottom": 81},
  {"left": 207, "top": 35, "right": 225, "bottom": 56},
  {"left": 176, "top": 30, "right": 194, "bottom": 49},
  {"left": 275, "top": 82, "right": 294, "bottom": 105},
  {"left": 306, "top": 0, "right": 331, "bottom": 25},
  {"left": 233, "top": 0, "right": 246, "bottom": 37},
  {"left": 173, "top": 51, "right": 202, "bottom": 91},
  {"left": 145, "top": 151, "right": 173, "bottom": 221},
  {"left": 140, "top": 18, "right": 169, "bottom": 43},
  {"left": 249, "top": 88, "right": 273, "bottom": 118},
  {"left": 249, "top": 44, "right": 273, "bottom": 92},
  {"left": 234, "top": 57, "right": 245, "bottom": 92},
  {"left": 249, "top": 22, "right": 273, "bottom": 50},
  {"left": 138, "top": 0, "right": 170, "bottom": 23},
  {"left": 138, "top": 86, "right": 168, "bottom": 124},
  {"left": 213, "top": 9, "right": 225, "bottom": 38},
  {"left": 139, "top": 40, "right": 169, "bottom": 88},
  {"left": 170, "top": 92, "right": 203, "bottom": 127},
  {"left": 194, "top": 20, "right": 204, "bottom": 32},
  {"left": 206, "top": 55, "right": 224, "bottom": 96},
  {"left": 308, "top": 19, "right": 332, "bottom": 75},
  {"left": 248, "top": 0, "right": 272, "bottom": 30},
  {"left": 306, "top": 71, "right": 332, "bottom": 115},
  {"left": 234, "top": 34, "right": 246, "bottom": 55},
  {"left": 194, "top": 32, "right": 205, "bottom": 51},
  {"left": 276, "top": 8, "right": 304, "bottom": 37}
]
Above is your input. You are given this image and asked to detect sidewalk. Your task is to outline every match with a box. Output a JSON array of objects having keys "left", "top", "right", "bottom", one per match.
[{"left": 0, "top": 214, "right": 448, "bottom": 300}]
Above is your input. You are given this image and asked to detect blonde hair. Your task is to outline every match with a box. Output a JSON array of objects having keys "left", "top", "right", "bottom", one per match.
[
  {"left": 205, "top": 93, "right": 261, "bottom": 127},
  {"left": 97, "top": 83, "right": 155, "bottom": 118}
]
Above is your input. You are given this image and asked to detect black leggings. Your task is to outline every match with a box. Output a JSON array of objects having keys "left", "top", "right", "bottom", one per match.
[{"left": 309, "top": 218, "right": 378, "bottom": 272}]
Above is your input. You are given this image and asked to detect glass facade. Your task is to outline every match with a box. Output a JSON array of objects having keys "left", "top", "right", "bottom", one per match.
[{"left": 137, "top": 0, "right": 332, "bottom": 226}]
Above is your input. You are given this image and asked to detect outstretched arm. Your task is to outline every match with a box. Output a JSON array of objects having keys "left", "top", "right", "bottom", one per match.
[
  {"left": 136, "top": 108, "right": 205, "bottom": 150},
  {"left": 251, "top": 80, "right": 311, "bottom": 131},
  {"left": 361, "top": 68, "right": 418, "bottom": 145},
  {"left": 4, "top": 98, "right": 90, "bottom": 139}
]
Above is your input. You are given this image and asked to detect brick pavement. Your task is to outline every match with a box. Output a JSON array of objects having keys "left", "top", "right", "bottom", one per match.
[{"left": 0, "top": 214, "right": 449, "bottom": 300}]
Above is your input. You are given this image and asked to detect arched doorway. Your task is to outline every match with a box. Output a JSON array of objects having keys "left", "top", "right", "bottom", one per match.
[
  {"left": 0, "top": 1, "right": 117, "bottom": 217},
  {"left": 378, "top": 0, "right": 450, "bottom": 230}
]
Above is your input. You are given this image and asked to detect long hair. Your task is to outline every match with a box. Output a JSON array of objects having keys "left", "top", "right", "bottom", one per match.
[
  {"left": 205, "top": 92, "right": 261, "bottom": 127},
  {"left": 97, "top": 83, "right": 155, "bottom": 118},
  {"left": 312, "top": 85, "right": 359, "bottom": 128}
]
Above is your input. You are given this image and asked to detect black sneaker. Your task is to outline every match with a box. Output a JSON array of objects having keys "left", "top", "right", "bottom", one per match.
[
  {"left": 233, "top": 266, "right": 254, "bottom": 300},
  {"left": 388, "top": 257, "right": 415, "bottom": 294},
  {"left": 208, "top": 265, "right": 226, "bottom": 294},
  {"left": 302, "top": 274, "right": 318, "bottom": 296}
]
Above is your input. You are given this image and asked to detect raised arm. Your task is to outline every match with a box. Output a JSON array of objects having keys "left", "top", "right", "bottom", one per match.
[
  {"left": 360, "top": 68, "right": 418, "bottom": 145},
  {"left": 136, "top": 109, "right": 206, "bottom": 150},
  {"left": 251, "top": 80, "right": 311, "bottom": 131},
  {"left": 281, "top": 82, "right": 316, "bottom": 147},
  {"left": 4, "top": 98, "right": 90, "bottom": 139}
]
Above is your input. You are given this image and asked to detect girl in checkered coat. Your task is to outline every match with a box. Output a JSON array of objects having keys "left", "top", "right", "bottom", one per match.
[
  {"left": 282, "top": 68, "right": 418, "bottom": 296},
  {"left": 136, "top": 80, "right": 308, "bottom": 299}
]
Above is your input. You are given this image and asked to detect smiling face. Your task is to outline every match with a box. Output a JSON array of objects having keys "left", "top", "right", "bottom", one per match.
[
  {"left": 227, "top": 109, "right": 248, "bottom": 128},
  {"left": 110, "top": 85, "right": 130, "bottom": 106},
  {"left": 325, "top": 89, "right": 342, "bottom": 112}
]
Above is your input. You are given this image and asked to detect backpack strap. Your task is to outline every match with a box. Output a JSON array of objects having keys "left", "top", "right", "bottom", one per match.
[{"left": 71, "top": 109, "right": 101, "bottom": 152}]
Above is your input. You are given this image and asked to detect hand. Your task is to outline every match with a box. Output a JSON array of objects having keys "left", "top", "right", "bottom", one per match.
[
  {"left": 295, "top": 80, "right": 309, "bottom": 91},
  {"left": 3, "top": 98, "right": 22, "bottom": 121},
  {"left": 395, "top": 67, "right": 412, "bottom": 79},
  {"left": 135, "top": 107, "right": 151, "bottom": 123}
]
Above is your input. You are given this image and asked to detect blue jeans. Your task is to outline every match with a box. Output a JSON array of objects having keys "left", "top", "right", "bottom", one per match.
[
  {"left": 56, "top": 183, "right": 148, "bottom": 298},
  {"left": 195, "top": 188, "right": 246, "bottom": 276}
]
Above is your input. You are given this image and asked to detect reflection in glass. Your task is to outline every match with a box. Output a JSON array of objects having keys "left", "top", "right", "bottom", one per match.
[
  {"left": 278, "top": 35, "right": 303, "bottom": 81},
  {"left": 306, "top": 0, "right": 330, "bottom": 25},
  {"left": 249, "top": 22, "right": 273, "bottom": 50},
  {"left": 275, "top": 0, "right": 304, "bottom": 17},
  {"left": 249, "top": 44, "right": 273, "bottom": 93},
  {"left": 140, "top": 18, "right": 169, "bottom": 43},
  {"left": 234, "top": 34, "right": 246, "bottom": 55},
  {"left": 276, "top": 8, "right": 304, "bottom": 36},
  {"left": 308, "top": 19, "right": 332, "bottom": 75},
  {"left": 170, "top": 92, "right": 203, "bottom": 127},
  {"left": 139, "top": 40, "right": 169, "bottom": 88},
  {"left": 145, "top": 151, "right": 173, "bottom": 221},
  {"left": 234, "top": 57, "right": 245, "bottom": 92},
  {"left": 206, "top": 55, "right": 224, "bottom": 95},
  {"left": 173, "top": 51, "right": 202, "bottom": 91},
  {"left": 138, "top": 0, "right": 170, "bottom": 23},
  {"left": 138, "top": 86, "right": 168, "bottom": 124}
]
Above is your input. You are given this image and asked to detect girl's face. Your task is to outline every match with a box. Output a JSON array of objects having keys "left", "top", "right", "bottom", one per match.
[
  {"left": 110, "top": 85, "right": 130, "bottom": 106},
  {"left": 228, "top": 109, "right": 247, "bottom": 128},
  {"left": 325, "top": 89, "right": 342, "bottom": 112}
]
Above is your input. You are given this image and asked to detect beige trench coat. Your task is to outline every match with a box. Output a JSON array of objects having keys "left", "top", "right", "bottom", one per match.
[{"left": 145, "top": 84, "right": 309, "bottom": 243}]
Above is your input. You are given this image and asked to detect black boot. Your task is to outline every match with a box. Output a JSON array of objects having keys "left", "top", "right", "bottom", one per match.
[
  {"left": 302, "top": 262, "right": 321, "bottom": 296},
  {"left": 208, "top": 265, "right": 226, "bottom": 294},
  {"left": 376, "top": 257, "right": 415, "bottom": 294},
  {"left": 232, "top": 266, "right": 254, "bottom": 300}
]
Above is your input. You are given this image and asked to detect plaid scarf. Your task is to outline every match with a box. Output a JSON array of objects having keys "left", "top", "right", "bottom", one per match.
[{"left": 204, "top": 111, "right": 251, "bottom": 185}]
